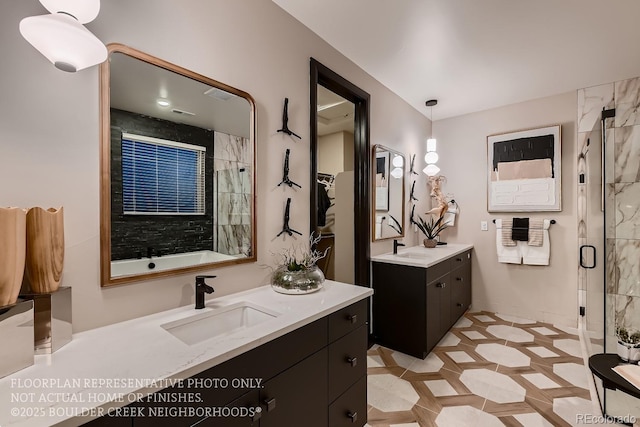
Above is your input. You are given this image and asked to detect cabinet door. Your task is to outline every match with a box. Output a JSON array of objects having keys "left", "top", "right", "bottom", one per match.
[
  {"left": 260, "top": 348, "right": 328, "bottom": 427},
  {"left": 450, "top": 262, "right": 471, "bottom": 323},
  {"left": 426, "top": 273, "right": 450, "bottom": 353}
]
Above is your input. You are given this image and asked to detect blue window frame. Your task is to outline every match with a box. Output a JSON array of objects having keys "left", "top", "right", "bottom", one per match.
[{"left": 121, "top": 133, "right": 206, "bottom": 214}]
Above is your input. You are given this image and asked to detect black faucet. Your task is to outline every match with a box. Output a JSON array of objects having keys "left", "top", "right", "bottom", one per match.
[
  {"left": 393, "top": 239, "right": 405, "bottom": 254},
  {"left": 195, "top": 275, "right": 216, "bottom": 309},
  {"left": 147, "top": 246, "right": 154, "bottom": 258}
]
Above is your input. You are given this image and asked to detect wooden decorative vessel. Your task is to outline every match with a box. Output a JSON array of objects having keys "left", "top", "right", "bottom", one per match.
[{"left": 25, "top": 207, "right": 64, "bottom": 293}]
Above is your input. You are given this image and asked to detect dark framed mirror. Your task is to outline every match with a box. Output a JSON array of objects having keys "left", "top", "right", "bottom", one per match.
[
  {"left": 310, "top": 58, "right": 370, "bottom": 288},
  {"left": 100, "top": 44, "right": 256, "bottom": 287}
]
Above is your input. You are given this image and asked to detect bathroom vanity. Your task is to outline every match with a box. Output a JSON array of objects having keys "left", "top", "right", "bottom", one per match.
[
  {"left": 371, "top": 243, "right": 473, "bottom": 359},
  {"left": 0, "top": 282, "right": 371, "bottom": 427}
]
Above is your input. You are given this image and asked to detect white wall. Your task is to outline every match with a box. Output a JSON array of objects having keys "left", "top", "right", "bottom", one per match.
[
  {"left": 434, "top": 92, "right": 578, "bottom": 327},
  {"left": 0, "top": 0, "right": 430, "bottom": 331}
]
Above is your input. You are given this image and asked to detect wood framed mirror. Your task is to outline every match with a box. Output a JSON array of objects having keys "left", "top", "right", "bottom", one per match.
[
  {"left": 372, "top": 145, "right": 405, "bottom": 241},
  {"left": 100, "top": 44, "right": 256, "bottom": 287}
]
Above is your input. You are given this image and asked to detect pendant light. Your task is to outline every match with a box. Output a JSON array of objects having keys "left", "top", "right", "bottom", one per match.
[
  {"left": 423, "top": 99, "right": 440, "bottom": 176},
  {"left": 19, "top": 0, "right": 107, "bottom": 73}
]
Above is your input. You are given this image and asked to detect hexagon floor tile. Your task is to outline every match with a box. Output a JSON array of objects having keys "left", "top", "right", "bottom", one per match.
[{"left": 366, "top": 311, "right": 600, "bottom": 427}]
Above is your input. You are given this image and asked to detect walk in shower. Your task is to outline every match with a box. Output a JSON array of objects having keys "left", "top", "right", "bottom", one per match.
[{"left": 578, "top": 78, "right": 640, "bottom": 421}]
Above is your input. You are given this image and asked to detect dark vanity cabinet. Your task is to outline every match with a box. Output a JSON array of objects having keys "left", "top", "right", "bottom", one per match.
[
  {"left": 83, "top": 300, "right": 367, "bottom": 427},
  {"left": 372, "top": 250, "right": 472, "bottom": 359}
]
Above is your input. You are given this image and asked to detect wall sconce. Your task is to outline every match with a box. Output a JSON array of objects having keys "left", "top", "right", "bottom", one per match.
[
  {"left": 423, "top": 99, "right": 440, "bottom": 176},
  {"left": 390, "top": 155, "right": 403, "bottom": 179},
  {"left": 19, "top": 0, "right": 107, "bottom": 72}
]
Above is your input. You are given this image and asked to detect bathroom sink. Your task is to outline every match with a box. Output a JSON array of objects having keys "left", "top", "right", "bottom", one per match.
[
  {"left": 161, "top": 302, "right": 280, "bottom": 345},
  {"left": 395, "top": 251, "right": 428, "bottom": 259}
]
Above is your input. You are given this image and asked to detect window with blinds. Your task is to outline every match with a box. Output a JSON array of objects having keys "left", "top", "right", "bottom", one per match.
[{"left": 121, "top": 133, "right": 206, "bottom": 215}]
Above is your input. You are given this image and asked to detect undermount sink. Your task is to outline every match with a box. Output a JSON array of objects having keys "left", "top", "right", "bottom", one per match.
[
  {"left": 161, "top": 302, "right": 280, "bottom": 345},
  {"left": 395, "top": 251, "right": 428, "bottom": 259}
]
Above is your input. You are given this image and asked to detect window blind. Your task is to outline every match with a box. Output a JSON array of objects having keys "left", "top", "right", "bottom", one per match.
[{"left": 121, "top": 133, "right": 206, "bottom": 215}]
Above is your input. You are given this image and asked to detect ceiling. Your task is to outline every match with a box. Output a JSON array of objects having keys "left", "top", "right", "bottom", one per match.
[
  {"left": 272, "top": 0, "right": 640, "bottom": 121},
  {"left": 317, "top": 85, "right": 354, "bottom": 136},
  {"left": 110, "top": 52, "right": 251, "bottom": 138}
]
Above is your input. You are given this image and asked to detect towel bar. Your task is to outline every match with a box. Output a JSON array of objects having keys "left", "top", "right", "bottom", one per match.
[{"left": 492, "top": 219, "right": 556, "bottom": 224}]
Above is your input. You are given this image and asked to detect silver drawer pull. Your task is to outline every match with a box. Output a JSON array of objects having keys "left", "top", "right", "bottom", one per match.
[
  {"left": 347, "top": 314, "right": 358, "bottom": 324},
  {"left": 456, "top": 277, "right": 463, "bottom": 282},
  {"left": 346, "top": 356, "right": 357, "bottom": 367},
  {"left": 436, "top": 282, "right": 446, "bottom": 288},
  {"left": 347, "top": 411, "right": 358, "bottom": 423}
]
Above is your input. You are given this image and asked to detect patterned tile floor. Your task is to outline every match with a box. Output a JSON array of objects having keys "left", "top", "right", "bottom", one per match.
[{"left": 365, "top": 311, "right": 604, "bottom": 427}]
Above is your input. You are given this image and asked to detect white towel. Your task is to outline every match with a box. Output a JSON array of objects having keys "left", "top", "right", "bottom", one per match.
[
  {"left": 495, "top": 219, "right": 521, "bottom": 264},
  {"left": 521, "top": 220, "right": 550, "bottom": 265}
]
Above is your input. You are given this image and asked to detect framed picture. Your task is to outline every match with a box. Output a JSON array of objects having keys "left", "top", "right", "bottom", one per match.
[
  {"left": 487, "top": 125, "right": 561, "bottom": 212},
  {"left": 375, "top": 151, "right": 389, "bottom": 211}
]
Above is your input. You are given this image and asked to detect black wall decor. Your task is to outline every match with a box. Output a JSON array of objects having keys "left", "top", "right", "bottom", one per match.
[
  {"left": 277, "top": 98, "right": 301, "bottom": 139},
  {"left": 110, "top": 108, "right": 214, "bottom": 260}
]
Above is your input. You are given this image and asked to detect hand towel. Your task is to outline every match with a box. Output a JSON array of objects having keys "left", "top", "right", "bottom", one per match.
[
  {"left": 499, "top": 219, "right": 516, "bottom": 247},
  {"left": 511, "top": 217, "right": 529, "bottom": 241},
  {"left": 527, "top": 219, "right": 544, "bottom": 246}
]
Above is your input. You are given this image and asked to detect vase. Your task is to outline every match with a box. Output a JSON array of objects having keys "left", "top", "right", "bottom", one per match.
[
  {"left": 617, "top": 341, "right": 633, "bottom": 362},
  {"left": 0, "top": 207, "right": 27, "bottom": 307},
  {"left": 271, "top": 265, "right": 325, "bottom": 295},
  {"left": 25, "top": 207, "right": 65, "bottom": 294},
  {"left": 423, "top": 238, "right": 437, "bottom": 248}
]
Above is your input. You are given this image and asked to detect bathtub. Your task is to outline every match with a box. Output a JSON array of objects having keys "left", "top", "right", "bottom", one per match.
[{"left": 111, "top": 250, "right": 240, "bottom": 277}]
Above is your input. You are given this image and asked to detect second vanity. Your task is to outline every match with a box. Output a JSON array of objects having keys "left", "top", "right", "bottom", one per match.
[
  {"left": 370, "top": 243, "right": 473, "bottom": 359},
  {"left": 0, "top": 281, "right": 372, "bottom": 427}
]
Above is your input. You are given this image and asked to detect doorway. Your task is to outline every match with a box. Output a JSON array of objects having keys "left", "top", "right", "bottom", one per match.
[{"left": 309, "top": 58, "right": 370, "bottom": 288}]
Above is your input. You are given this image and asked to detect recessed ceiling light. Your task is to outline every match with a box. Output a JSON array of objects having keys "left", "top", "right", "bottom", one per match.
[{"left": 157, "top": 99, "right": 170, "bottom": 107}]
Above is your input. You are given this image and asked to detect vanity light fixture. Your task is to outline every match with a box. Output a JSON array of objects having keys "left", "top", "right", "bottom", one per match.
[
  {"left": 19, "top": 0, "right": 107, "bottom": 73},
  {"left": 423, "top": 99, "right": 440, "bottom": 176}
]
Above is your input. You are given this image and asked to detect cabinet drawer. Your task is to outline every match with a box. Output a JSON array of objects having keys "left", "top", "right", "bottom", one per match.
[
  {"left": 328, "top": 324, "right": 367, "bottom": 402},
  {"left": 328, "top": 376, "right": 367, "bottom": 427},
  {"left": 450, "top": 262, "right": 471, "bottom": 322},
  {"left": 451, "top": 250, "right": 471, "bottom": 269},
  {"left": 426, "top": 259, "right": 450, "bottom": 283},
  {"left": 329, "top": 299, "right": 367, "bottom": 342}
]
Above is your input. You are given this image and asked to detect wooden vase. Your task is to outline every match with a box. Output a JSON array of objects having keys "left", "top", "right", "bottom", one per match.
[
  {"left": 25, "top": 207, "right": 64, "bottom": 293},
  {"left": 0, "top": 207, "right": 26, "bottom": 306}
]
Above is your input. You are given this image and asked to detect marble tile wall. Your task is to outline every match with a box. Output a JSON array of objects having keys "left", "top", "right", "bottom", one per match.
[
  {"left": 213, "top": 131, "right": 252, "bottom": 256},
  {"left": 578, "top": 77, "right": 640, "bottom": 342}
]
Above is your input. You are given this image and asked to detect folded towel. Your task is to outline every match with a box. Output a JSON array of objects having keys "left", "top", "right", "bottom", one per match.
[
  {"left": 511, "top": 217, "right": 529, "bottom": 241},
  {"left": 528, "top": 219, "right": 544, "bottom": 246},
  {"left": 499, "top": 219, "right": 517, "bottom": 247}
]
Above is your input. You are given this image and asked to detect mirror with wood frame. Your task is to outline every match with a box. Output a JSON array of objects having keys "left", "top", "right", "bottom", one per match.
[
  {"left": 100, "top": 44, "right": 256, "bottom": 287},
  {"left": 372, "top": 144, "right": 405, "bottom": 241}
]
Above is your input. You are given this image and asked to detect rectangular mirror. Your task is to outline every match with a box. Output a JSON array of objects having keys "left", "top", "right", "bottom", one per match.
[
  {"left": 100, "top": 44, "right": 256, "bottom": 287},
  {"left": 372, "top": 145, "right": 405, "bottom": 241}
]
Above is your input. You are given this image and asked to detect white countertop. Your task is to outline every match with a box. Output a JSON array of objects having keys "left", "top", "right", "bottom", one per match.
[
  {"left": 0, "top": 281, "right": 372, "bottom": 427},
  {"left": 370, "top": 243, "right": 473, "bottom": 268}
]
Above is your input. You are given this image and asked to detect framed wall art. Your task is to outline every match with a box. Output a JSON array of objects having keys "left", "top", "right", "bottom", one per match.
[{"left": 487, "top": 125, "right": 561, "bottom": 212}]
